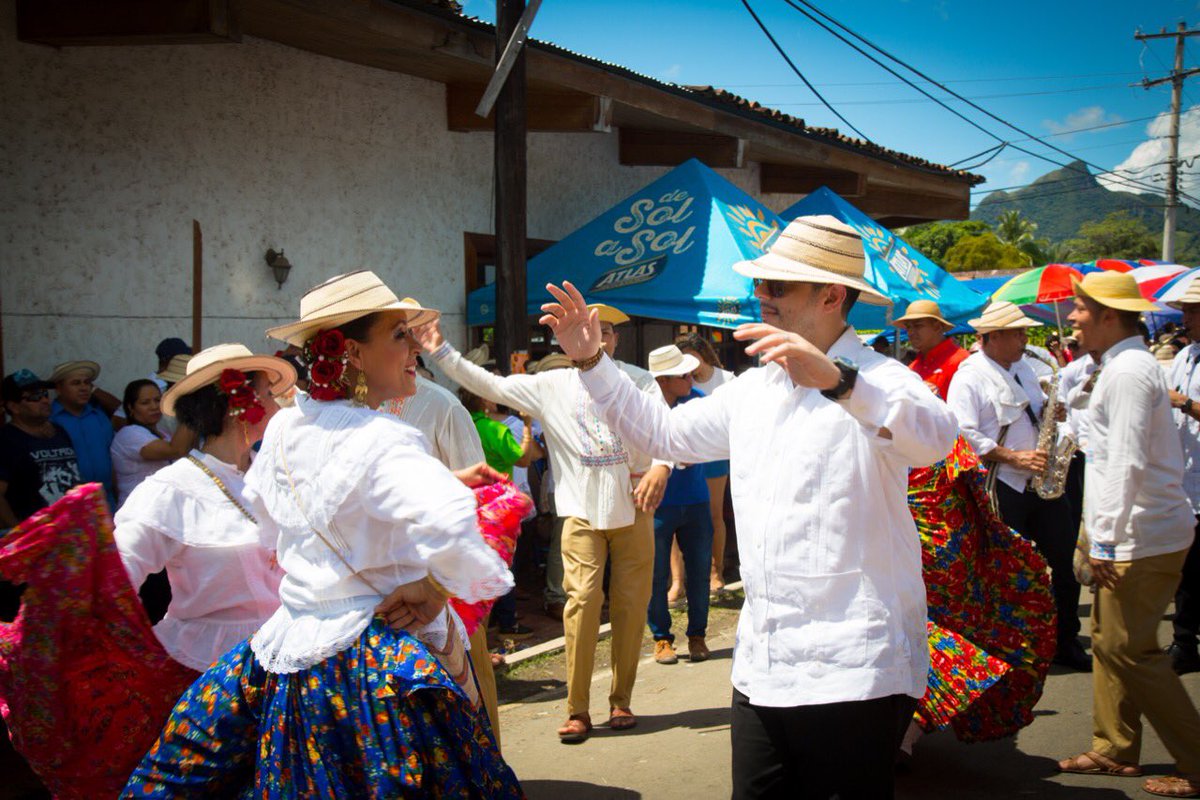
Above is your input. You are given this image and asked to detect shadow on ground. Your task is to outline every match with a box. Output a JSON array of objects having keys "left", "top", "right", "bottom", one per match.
[{"left": 521, "top": 779, "right": 640, "bottom": 799}]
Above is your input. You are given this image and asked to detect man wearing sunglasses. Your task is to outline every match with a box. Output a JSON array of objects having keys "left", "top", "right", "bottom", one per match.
[
  {"left": 1, "top": 370, "right": 83, "bottom": 531},
  {"left": 541, "top": 214, "right": 957, "bottom": 800}
]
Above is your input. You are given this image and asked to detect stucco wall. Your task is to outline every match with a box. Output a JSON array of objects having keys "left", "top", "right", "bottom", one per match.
[{"left": 0, "top": 5, "right": 800, "bottom": 392}]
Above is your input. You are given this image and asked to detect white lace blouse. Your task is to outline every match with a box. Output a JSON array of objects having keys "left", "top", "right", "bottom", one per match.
[
  {"left": 243, "top": 394, "right": 513, "bottom": 674},
  {"left": 114, "top": 450, "right": 284, "bottom": 672}
]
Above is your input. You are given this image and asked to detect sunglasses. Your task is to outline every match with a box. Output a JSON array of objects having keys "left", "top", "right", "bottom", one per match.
[
  {"left": 20, "top": 390, "right": 49, "bottom": 402},
  {"left": 753, "top": 278, "right": 793, "bottom": 299}
]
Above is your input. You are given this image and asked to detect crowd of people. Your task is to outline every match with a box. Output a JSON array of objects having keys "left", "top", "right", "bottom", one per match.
[{"left": 0, "top": 213, "right": 1197, "bottom": 798}]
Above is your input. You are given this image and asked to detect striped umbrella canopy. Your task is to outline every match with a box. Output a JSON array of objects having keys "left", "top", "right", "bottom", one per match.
[
  {"left": 1129, "top": 263, "right": 1191, "bottom": 299},
  {"left": 1156, "top": 266, "right": 1200, "bottom": 303},
  {"left": 1086, "top": 259, "right": 1139, "bottom": 273},
  {"left": 991, "top": 264, "right": 1084, "bottom": 305}
]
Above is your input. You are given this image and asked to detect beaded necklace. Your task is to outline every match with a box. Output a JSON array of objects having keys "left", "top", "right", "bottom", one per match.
[{"left": 185, "top": 454, "right": 258, "bottom": 525}]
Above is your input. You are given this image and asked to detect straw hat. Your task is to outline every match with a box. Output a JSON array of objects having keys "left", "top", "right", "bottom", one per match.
[
  {"left": 49, "top": 360, "right": 100, "bottom": 384},
  {"left": 463, "top": 343, "right": 491, "bottom": 367},
  {"left": 1073, "top": 271, "right": 1157, "bottom": 312},
  {"left": 587, "top": 303, "right": 630, "bottom": 325},
  {"left": 1167, "top": 278, "right": 1200, "bottom": 310},
  {"left": 266, "top": 271, "right": 441, "bottom": 346},
  {"left": 648, "top": 345, "right": 700, "bottom": 378},
  {"left": 161, "top": 343, "right": 297, "bottom": 416},
  {"left": 533, "top": 352, "right": 573, "bottom": 373},
  {"left": 732, "top": 214, "right": 888, "bottom": 306},
  {"left": 156, "top": 354, "right": 192, "bottom": 385},
  {"left": 893, "top": 299, "right": 952, "bottom": 328},
  {"left": 968, "top": 301, "right": 1042, "bottom": 334}
]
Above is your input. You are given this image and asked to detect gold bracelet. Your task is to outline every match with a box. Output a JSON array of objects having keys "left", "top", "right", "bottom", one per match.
[{"left": 572, "top": 349, "right": 604, "bottom": 371}]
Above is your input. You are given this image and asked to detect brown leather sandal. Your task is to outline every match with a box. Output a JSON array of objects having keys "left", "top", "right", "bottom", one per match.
[
  {"left": 557, "top": 713, "right": 592, "bottom": 744},
  {"left": 1143, "top": 775, "right": 1200, "bottom": 797},
  {"left": 1057, "top": 751, "right": 1143, "bottom": 777},
  {"left": 608, "top": 707, "right": 637, "bottom": 731}
]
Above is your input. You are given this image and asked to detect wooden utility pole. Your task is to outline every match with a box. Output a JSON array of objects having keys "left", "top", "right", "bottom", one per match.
[
  {"left": 493, "top": 0, "right": 528, "bottom": 375},
  {"left": 1136, "top": 22, "right": 1200, "bottom": 261}
]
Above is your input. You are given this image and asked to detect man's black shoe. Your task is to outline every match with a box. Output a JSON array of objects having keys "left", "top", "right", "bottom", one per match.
[
  {"left": 1166, "top": 642, "right": 1200, "bottom": 675},
  {"left": 1053, "top": 640, "right": 1093, "bottom": 672}
]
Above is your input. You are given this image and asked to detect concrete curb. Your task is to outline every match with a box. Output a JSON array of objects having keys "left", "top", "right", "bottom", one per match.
[{"left": 501, "top": 580, "right": 743, "bottom": 668}]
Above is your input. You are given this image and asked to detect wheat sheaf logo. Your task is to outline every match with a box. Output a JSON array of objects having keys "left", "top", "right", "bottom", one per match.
[{"left": 724, "top": 204, "right": 780, "bottom": 253}]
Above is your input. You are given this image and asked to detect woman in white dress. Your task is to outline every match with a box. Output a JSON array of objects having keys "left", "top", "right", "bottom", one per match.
[{"left": 110, "top": 379, "right": 195, "bottom": 508}]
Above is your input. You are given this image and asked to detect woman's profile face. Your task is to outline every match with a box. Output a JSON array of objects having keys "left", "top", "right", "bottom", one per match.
[
  {"left": 132, "top": 384, "right": 163, "bottom": 427},
  {"left": 348, "top": 310, "right": 419, "bottom": 404}
]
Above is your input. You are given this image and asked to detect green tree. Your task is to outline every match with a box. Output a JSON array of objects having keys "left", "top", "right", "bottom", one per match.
[
  {"left": 1063, "top": 211, "right": 1160, "bottom": 261},
  {"left": 995, "top": 210, "right": 1038, "bottom": 247},
  {"left": 897, "top": 220, "right": 990, "bottom": 266},
  {"left": 941, "top": 231, "right": 1030, "bottom": 273}
]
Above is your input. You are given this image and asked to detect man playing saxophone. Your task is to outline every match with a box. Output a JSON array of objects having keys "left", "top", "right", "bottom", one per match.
[{"left": 947, "top": 301, "right": 1090, "bottom": 672}]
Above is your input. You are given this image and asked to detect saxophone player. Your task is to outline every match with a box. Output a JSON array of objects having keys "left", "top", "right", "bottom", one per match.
[{"left": 947, "top": 301, "right": 1090, "bottom": 671}]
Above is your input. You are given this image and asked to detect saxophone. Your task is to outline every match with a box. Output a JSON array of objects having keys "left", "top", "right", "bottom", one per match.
[{"left": 1028, "top": 355, "right": 1078, "bottom": 500}]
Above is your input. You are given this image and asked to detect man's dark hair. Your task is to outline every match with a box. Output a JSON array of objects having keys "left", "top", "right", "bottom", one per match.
[
  {"left": 840, "top": 287, "right": 861, "bottom": 317},
  {"left": 173, "top": 384, "right": 229, "bottom": 439},
  {"left": 457, "top": 387, "right": 487, "bottom": 414}
]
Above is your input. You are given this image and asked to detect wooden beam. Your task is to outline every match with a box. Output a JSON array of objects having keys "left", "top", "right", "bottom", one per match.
[
  {"left": 446, "top": 83, "right": 603, "bottom": 132},
  {"left": 856, "top": 188, "right": 967, "bottom": 223},
  {"left": 17, "top": 0, "right": 238, "bottom": 46},
  {"left": 760, "top": 164, "right": 866, "bottom": 197},
  {"left": 618, "top": 128, "right": 745, "bottom": 168}
]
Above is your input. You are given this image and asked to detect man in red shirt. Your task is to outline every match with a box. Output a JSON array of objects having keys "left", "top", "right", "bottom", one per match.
[{"left": 894, "top": 300, "right": 967, "bottom": 400}]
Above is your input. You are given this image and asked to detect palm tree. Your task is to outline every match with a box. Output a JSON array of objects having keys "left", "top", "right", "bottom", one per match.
[{"left": 995, "top": 210, "right": 1038, "bottom": 248}]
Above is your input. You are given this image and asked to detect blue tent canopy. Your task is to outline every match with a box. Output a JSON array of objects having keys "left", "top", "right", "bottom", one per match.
[
  {"left": 467, "top": 159, "right": 782, "bottom": 329},
  {"left": 780, "top": 188, "right": 988, "bottom": 331}
]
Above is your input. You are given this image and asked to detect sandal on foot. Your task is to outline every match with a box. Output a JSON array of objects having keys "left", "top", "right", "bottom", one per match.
[
  {"left": 608, "top": 707, "right": 637, "bottom": 731},
  {"left": 1057, "top": 751, "right": 1143, "bottom": 777},
  {"left": 557, "top": 714, "right": 592, "bottom": 744},
  {"left": 1143, "top": 775, "right": 1200, "bottom": 797}
]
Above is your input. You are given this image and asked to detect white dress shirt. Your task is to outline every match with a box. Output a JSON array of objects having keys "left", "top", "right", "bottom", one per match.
[
  {"left": 1169, "top": 343, "right": 1200, "bottom": 514},
  {"left": 578, "top": 326, "right": 957, "bottom": 707},
  {"left": 947, "top": 351, "right": 1044, "bottom": 492},
  {"left": 693, "top": 367, "right": 734, "bottom": 397},
  {"left": 110, "top": 423, "right": 171, "bottom": 509},
  {"left": 244, "top": 395, "right": 513, "bottom": 674},
  {"left": 114, "top": 450, "right": 283, "bottom": 672},
  {"left": 1086, "top": 337, "right": 1194, "bottom": 561},
  {"left": 431, "top": 344, "right": 667, "bottom": 530},
  {"left": 1059, "top": 354, "right": 1096, "bottom": 453},
  {"left": 380, "top": 375, "right": 484, "bottom": 471}
]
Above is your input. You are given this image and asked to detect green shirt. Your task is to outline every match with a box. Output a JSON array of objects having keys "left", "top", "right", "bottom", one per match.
[{"left": 470, "top": 411, "right": 523, "bottom": 476}]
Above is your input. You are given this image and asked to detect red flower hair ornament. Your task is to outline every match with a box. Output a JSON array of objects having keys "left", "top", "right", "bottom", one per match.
[
  {"left": 304, "top": 328, "right": 350, "bottom": 402},
  {"left": 217, "top": 369, "right": 267, "bottom": 425}
]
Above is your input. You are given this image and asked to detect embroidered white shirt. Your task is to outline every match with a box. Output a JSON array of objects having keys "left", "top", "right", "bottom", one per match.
[
  {"left": 114, "top": 450, "right": 283, "bottom": 672},
  {"left": 577, "top": 327, "right": 957, "bottom": 707},
  {"left": 244, "top": 395, "right": 513, "bottom": 674},
  {"left": 1086, "top": 337, "right": 1194, "bottom": 561},
  {"left": 380, "top": 375, "right": 485, "bottom": 471},
  {"left": 431, "top": 344, "right": 667, "bottom": 529},
  {"left": 1169, "top": 343, "right": 1200, "bottom": 514}
]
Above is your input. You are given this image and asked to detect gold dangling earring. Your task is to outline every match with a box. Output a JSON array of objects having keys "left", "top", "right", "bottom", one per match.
[{"left": 353, "top": 371, "right": 369, "bottom": 407}]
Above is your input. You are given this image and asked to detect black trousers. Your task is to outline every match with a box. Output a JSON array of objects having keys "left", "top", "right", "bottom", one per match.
[
  {"left": 1174, "top": 518, "right": 1200, "bottom": 649},
  {"left": 1065, "top": 451, "right": 1085, "bottom": 537},
  {"left": 730, "top": 688, "right": 916, "bottom": 800},
  {"left": 996, "top": 481, "right": 1081, "bottom": 645}
]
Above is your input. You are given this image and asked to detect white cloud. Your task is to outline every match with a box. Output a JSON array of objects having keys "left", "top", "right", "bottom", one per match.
[
  {"left": 1042, "top": 106, "right": 1123, "bottom": 140},
  {"left": 659, "top": 64, "right": 683, "bottom": 82},
  {"left": 1098, "top": 105, "right": 1200, "bottom": 206},
  {"left": 1009, "top": 160, "right": 1030, "bottom": 184}
]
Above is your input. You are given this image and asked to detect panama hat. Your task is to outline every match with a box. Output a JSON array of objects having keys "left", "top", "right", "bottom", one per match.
[
  {"left": 968, "top": 301, "right": 1042, "bottom": 334},
  {"left": 156, "top": 353, "right": 192, "bottom": 385},
  {"left": 648, "top": 345, "right": 700, "bottom": 378},
  {"left": 1167, "top": 278, "right": 1200, "bottom": 310},
  {"left": 161, "top": 343, "right": 297, "bottom": 416},
  {"left": 533, "top": 352, "right": 573, "bottom": 373},
  {"left": 1073, "top": 271, "right": 1158, "bottom": 313},
  {"left": 266, "top": 271, "right": 441, "bottom": 346},
  {"left": 893, "top": 299, "right": 952, "bottom": 328},
  {"left": 49, "top": 360, "right": 100, "bottom": 384},
  {"left": 587, "top": 303, "right": 630, "bottom": 325},
  {"left": 732, "top": 214, "right": 888, "bottom": 306}
]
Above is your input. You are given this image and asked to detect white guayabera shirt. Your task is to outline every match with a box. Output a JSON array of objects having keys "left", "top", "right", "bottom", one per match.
[
  {"left": 380, "top": 375, "right": 485, "bottom": 471},
  {"left": 577, "top": 326, "right": 957, "bottom": 707}
]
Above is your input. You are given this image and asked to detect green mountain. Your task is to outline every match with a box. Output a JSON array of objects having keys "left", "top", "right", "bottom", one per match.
[{"left": 972, "top": 160, "right": 1200, "bottom": 243}]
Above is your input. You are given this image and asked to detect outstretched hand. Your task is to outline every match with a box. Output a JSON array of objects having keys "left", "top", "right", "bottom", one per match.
[
  {"left": 412, "top": 320, "right": 445, "bottom": 353},
  {"left": 733, "top": 323, "right": 841, "bottom": 391},
  {"left": 454, "top": 461, "right": 505, "bottom": 488},
  {"left": 539, "top": 282, "right": 601, "bottom": 362}
]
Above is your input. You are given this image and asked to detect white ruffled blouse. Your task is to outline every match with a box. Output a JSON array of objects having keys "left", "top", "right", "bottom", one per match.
[
  {"left": 243, "top": 395, "right": 514, "bottom": 675},
  {"left": 114, "top": 450, "right": 283, "bottom": 672}
]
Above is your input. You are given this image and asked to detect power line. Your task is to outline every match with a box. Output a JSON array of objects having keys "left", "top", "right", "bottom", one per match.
[
  {"left": 716, "top": 70, "right": 1144, "bottom": 89},
  {"left": 759, "top": 81, "right": 1138, "bottom": 107},
  {"left": 778, "top": 0, "right": 1182, "bottom": 202},
  {"left": 739, "top": 0, "right": 870, "bottom": 140}
]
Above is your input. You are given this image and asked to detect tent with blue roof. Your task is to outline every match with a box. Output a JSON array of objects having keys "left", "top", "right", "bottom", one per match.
[
  {"left": 467, "top": 158, "right": 782, "bottom": 329},
  {"left": 780, "top": 187, "right": 988, "bottom": 330}
]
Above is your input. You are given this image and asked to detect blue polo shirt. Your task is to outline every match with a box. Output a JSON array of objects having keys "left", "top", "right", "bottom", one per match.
[
  {"left": 51, "top": 399, "right": 115, "bottom": 504},
  {"left": 660, "top": 389, "right": 710, "bottom": 507}
]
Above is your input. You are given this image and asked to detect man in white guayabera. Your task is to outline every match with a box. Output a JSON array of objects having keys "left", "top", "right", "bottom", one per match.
[{"left": 538, "top": 215, "right": 957, "bottom": 800}]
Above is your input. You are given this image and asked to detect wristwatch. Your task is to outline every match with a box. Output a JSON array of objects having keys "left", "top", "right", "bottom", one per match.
[
  {"left": 820, "top": 357, "right": 859, "bottom": 401},
  {"left": 1186, "top": 398, "right": 1195, "bottom": 414}
]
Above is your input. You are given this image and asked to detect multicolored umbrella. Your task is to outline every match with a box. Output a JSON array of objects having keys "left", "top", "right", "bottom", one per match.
[
  {"left": 991, "top": 264, "right": 1083, "bottom": 306},
  {"left": 1156, "top": 266, "right": 1200, "bottom": 303},
  {"left": 1129, "top": 263, "right": 1191, "bottom": 300},
  {"left": 1086, "top": 259, "right": 1138, "bottom": 273}
]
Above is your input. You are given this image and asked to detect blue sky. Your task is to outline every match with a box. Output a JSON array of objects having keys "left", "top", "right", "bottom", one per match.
[{"left": 462, "top": 0, "right": 1200, "bottom": 206}]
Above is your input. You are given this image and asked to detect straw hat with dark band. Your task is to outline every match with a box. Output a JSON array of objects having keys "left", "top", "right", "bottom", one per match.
[
  {"left": 161, "top": 343, "right": 296, "bottom": 416},
  {"left": 968, "top": 301, "right": 1042, "bottom": 334},
  {"left": 1073, "top": 271, "right": 1158, "bottom": 313},
  {"left": 1168, "top": 279, "right": 1200, "bottom": 310},
  {"left": 733, "top": 214, "right": 889, "bottom": 306},
  {"left": 266, "top": 271, "right": 440, "bottom": 347},
  {"left": 49, "top": 360, "right": 100, "bottom": 384},
  {"left": 894, "top": 299, "right": 952, "bottom": 328},
  {"left": 156, "top": 353, "right": 192, "bottom": 385}
]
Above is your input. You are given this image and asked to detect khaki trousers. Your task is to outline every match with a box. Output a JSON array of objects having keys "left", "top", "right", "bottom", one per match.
[
  {"left": 1092, "top": 548, "right": 1200, "bottom": 773},
  {"left": 561, "top": 510, "right": 654, "bottom": 717},
  {"left": 468, "top": 624, "right": 501, "bottom": 750}
]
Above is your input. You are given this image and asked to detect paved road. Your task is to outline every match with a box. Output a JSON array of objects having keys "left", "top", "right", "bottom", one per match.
[{"left": 499, "top": 609, "right": 1200, "bottom": 799}]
